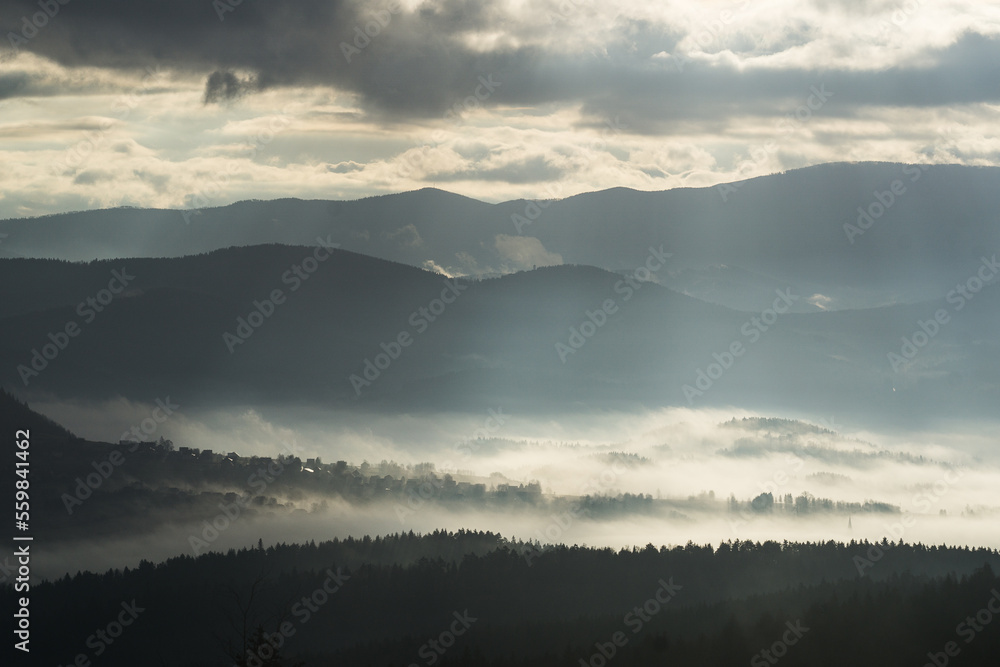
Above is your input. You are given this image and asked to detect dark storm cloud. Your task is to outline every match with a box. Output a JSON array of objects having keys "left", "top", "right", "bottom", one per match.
[
  {"left": 203, "top": 70, "right": 260, "bottom": 103},
  {"left": 0, "top": 0, "right": 537, "bottom": 116},
  {"left": 2, "top": 0, "right": 999, "bottom": 129}
]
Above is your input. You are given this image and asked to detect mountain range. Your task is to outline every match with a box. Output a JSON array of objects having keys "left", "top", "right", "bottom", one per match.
[
  {"left": 3, "top": 162, "right": 999, "bottom": 312},
  {"left": 1, "top": 240, "right": 996, "bottom": 427}
]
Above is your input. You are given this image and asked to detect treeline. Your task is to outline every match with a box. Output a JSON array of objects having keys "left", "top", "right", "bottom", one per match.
[
  {"left": 720, "top": 416, "right": 836, "bottom": 436},
  {"left": 721, "top": 436, "right": 935, "bottom": 467},
  {"left": 731, "top": 491, "right": 899, "bottom": 515},
  {"left": 0, "top": 387, "right": 78, "bottom": 444},
  {"left": 334, "top": 565, "right": 1000, "bottom": 667},
  {"left": 5, "top": 530, "right": 999, "bottom": 666}
]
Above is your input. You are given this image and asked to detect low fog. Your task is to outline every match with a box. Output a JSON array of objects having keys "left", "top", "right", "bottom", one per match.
[{"left": 28, "top": 400, "right": 1000, "bottom": 581}]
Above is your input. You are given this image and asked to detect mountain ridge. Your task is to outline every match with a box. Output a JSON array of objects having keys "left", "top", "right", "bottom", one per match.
[
  {"left": 4, "top": 162, "right": 997, "bottom": 312},
  {"left": 1, "top": 244, "right": 996, "bottom": 425}
]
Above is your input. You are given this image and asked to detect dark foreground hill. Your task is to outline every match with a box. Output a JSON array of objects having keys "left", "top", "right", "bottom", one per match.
[
  {"left": 0, "top": 387, "right": 78, "bottom": 445},
  {"left": 5, "top": 530, "right": 998, "bottom": 667}
]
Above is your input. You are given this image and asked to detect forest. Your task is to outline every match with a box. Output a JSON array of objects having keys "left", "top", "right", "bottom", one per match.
[{"left": 6, "top": 530, "right": 999, "bottom": 666}]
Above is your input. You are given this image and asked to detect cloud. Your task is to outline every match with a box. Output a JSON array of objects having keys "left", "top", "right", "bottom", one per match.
[
  {"left": 203, "top": 70, "right": 260, "bottom": 104},
  {"left": 3, "top": 0, "right": 999, "bottom": 128},
  {"left": 2, "top": 0, "right": 1000, "bottom": 217},
  {"left": 0, "top": 71, "right": 30, "bottom": 99},
  {"left": 421, "top": 259, "right": 453, "bottom": 276},
  {"left": 0, "top": 118, "right": 116, "bottom": 139},
  {"left": 327, "top": 161, "right": 365, "bottom": 174},
  {"left": 72, "top": 170, "right": 114, "bottom": 185},
  {"left": 431, "top": 155, "right": 564, "bottom": 183},
  {"left": 493, "top": 234, "right": 562, "bottom": 270}
]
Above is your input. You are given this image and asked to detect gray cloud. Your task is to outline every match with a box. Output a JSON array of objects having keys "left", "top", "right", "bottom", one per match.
[
  {"left": 574, "top": 32, "right": 1000, "bottom": 135},
  {"left": 0, "top": 0, "right": 995, "bottom": 130},
  {"left": 0, "top": 118, "right": 112, "bottom": 138},
  {"left": 0, "top": 72, "right": 30, "bottom": 100},
  {"left": 327, "top": 160, "right": 365, "bottom": 173},
  {"left": 203, "top": 70, "right": 260, "bottom": 104},
  {"left": 0, "top": 0, "right": 998, "bottom": 153},
  {"left": 431, "top": 155, "right": 564, "bottom": 183},
  {"left": 72, "top": 169, "right": 113, "bottom": 185}
]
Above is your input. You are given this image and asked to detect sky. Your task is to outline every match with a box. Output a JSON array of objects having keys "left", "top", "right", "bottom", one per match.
[{"left": 1, "top": 0, "right": 999, "bottom": 219}]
